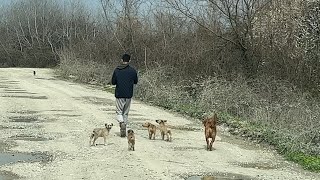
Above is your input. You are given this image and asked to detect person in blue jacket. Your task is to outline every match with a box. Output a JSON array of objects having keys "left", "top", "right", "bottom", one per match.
[{"left": 111, "top": 54, "right": 138, "bottom": 137}]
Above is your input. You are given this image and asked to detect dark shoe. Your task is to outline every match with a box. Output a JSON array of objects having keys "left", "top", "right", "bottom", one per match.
[{"left": 120, "top": 122, "right": 126, "bottom": 137}]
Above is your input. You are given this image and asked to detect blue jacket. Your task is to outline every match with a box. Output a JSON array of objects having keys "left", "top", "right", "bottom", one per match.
[{"left": 111, "top": 64, "right": 138, "bottom": 98}]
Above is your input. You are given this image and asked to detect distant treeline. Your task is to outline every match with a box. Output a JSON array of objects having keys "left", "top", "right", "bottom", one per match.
[{"left": 0, "top": 0, "right": 319, "bottom": 94}]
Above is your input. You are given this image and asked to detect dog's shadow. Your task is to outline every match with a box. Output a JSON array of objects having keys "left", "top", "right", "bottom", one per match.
[{"left": 203, "top": 145, "right": 216, "bottom": 151}]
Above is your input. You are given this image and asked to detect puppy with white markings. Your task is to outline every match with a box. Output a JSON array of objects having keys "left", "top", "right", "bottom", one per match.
[{"left": 89, "top": 123, "right": 113, "bottom": 146}]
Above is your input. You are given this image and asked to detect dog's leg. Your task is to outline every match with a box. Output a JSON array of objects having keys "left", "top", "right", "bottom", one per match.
[
  {"left": 210, "top": 133, "right": 216, "bottom": 151},
  {"left": 206, "top": 137, "right": 209, "bottom": 150},
  {"left": 103, "top": 135, "right": 106, "bottom": 146},
  {"left": 167, "top": 130, "right": 172, "bottom": 142},
  {"left": 209, "top": 138, "right": 213, "bottom": 151},
  {"left": 89, "top": 134, "right": 94, "bottom": 146},
  {"left": 149, "top": 131, "right": 152, "bottom": 140},
  {"left": 93, "top": 136, "right": 98, "bottom": 146},
  {"left": 165, "top": 132, "right": 169, "bottom": 141},
  {"left": 161, "top": 132, "right": 165, "bottom": 140}
]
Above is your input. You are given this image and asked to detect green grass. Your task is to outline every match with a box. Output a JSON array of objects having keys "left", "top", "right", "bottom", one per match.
[{"left": 286, "top": 152, "right": 320, "bottom": 172}]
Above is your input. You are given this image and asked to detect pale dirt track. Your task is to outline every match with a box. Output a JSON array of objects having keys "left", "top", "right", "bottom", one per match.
[{"left": 0, "top": 68, "right": 319, "bottom": 180}]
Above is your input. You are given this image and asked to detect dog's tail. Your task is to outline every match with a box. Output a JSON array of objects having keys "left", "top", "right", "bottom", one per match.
[
  {"left": 89, "top": 133, "right": 94, "bottom": 146},
  {"left": 168, "top": 130, "right": 172, "bottom": 142}
]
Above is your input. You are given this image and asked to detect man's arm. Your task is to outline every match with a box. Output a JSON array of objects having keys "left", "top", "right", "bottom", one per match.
[
  {"left": 134, "top": 70, "right": 138, "bottom": 84},
  {"left": 111, "top": 70, "right": 117, "bottom": 85}
]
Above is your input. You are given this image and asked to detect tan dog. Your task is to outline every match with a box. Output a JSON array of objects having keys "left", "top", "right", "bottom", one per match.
[
  {"left": 203, "top": 113, "right": 217, "bottom": 151},
  {"left": 142, "top": 122, "right": 157, "bottom": 140},
  {"left": 89, "top": 123, "right": 113, "bottom": 146},
  {"left": 155, "top": 120, "right": 172, "bottom": 142},
  {"left": 127, "top": 129, "right": 135, "bottom": 151}
]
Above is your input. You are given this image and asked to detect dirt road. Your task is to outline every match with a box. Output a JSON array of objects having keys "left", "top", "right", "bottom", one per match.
[{"left": 0, "top": 68, "right": 319, "bottom": 180}]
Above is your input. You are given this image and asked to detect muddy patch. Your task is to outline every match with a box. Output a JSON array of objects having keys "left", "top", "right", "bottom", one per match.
[
  {"left": 0, "top": 125, "right": 25, "bottom": 130},
  {"left": 54, "top": 114, "right": 81, "bottom": 117},
  {"left": 3, "top": 92, "right": 37, "bottom": 95},
  {"left": 233, "top": 161, "right": 279, "bottom": 170},
  {"left": 9, "top": 116, "right": 39, "bottom": 123},
  {"left": 10, "top": 135, "right": 51, "bottom": 141},
  {"left": 4, "top": 89, "right": 27, "bottom": 92},
  {"left": 173, "top": 146, "right": 204, "bottom": 151},
  {"left": 185, "top": 172, "right": 256, "bottom": 180},
  {"left": 10, "top": 110, "right": 39, "bottom": 114},
  {"left": 35, "top": 77, "right": 57, "bottom": 80},
  {"left": 0, "top": 151, "right": 52, "bottom": 166},
  {"left": 0, "top": 170, "right": 20, "bottom": 180},
  {"left": 0, "top": 81, "right": 19, "bottom": 85},
  {"left": 0, "top": 86, "right": 9, "bottom": 89},
  {"left": 47, "top": 109, "right": 73, "bottom": 112},
  {"left": 0, "top": 95, "right": 47, "bottom": 99},
  {"left": 77, "top": 96, "right": 115, "bottom": 106}
]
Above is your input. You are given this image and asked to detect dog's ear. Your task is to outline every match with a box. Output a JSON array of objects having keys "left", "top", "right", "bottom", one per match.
[
  {"left": 213, "top": 113, "right": 218, "bottom": 122},
  {"left": 111, "top": 123, "right": 114, "bottom": 126},
  {"left": 105, "top": 123, "right": 108, "bottom": 127},
  {"left": 127, "top": 129, "right": 134, "bottom": 133},
  {"left": 163, "top": 120, "right": 167, "bottom": 123},
  {"left": 202, "top": 119, "right": 207, "bottom": 126},
  {"left": 156, "top": 120, "right": 160, "bottom": 123}
]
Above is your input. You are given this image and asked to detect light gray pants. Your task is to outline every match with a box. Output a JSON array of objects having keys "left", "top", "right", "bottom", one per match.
[{"left": 116, "top": 98, "right": 132, "bottom": 124}]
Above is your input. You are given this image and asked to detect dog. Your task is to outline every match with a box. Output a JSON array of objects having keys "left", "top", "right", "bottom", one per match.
[
  {"left": 142, "top": 122, "right": 157, "bottom": 140},
  {"left": 89, "top": 123, "right": 113, "bottom": 146},
  {"left": 203, "top": 113, "right": 217, "bottom": 151},
  {"left": 155, "top": 120, "right": 172, "bottom": 142},
  {"left": 127, "top": 129, "right": 135, "bottom": 151}
]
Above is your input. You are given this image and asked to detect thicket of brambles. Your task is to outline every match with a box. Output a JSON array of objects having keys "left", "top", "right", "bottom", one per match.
[{"left": 0, "top": 0, "right": 319, "bottom": 171}]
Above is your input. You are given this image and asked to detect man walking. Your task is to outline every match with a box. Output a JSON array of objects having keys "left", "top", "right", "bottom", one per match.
[{"left": 111, "top": 54, "right": 138, "bottom": 137}]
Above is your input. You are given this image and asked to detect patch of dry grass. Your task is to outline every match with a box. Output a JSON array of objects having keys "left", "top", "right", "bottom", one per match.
[
  {"left": 56, "top": 50, "right": 116, "bottom": 85},
  {"left": 135, "top": 67, "right": 320, "bottom": 171}
]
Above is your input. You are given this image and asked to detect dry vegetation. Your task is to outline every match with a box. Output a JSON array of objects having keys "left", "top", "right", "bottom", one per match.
[{"left": 0, "top": 0, "right": 319, "bottom": 171}]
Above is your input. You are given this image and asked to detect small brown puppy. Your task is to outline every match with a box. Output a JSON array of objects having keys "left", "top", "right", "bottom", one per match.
[
  {"left": 142, "top": 122, "right": 157, "bottom": 140},
  {"left": 89, "top": 123, "right": 113, "bottom": 146},
  {"left": 155, "top": 120, "right": 172, "bottom": 142},
  {"left": 203, "top": 113, "right": 217, "bottom": 151},
  {"left": 127, "top": 129, "right": 135, "bottom": 151}
]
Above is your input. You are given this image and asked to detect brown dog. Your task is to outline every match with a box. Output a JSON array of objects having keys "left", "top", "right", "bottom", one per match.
[
  {"left": 142, "top": 122, "right": 157, "bottom": 140},
  {"left": 89, "top": 123, "right": 113, "bottom": 146},
  {"left": 155, "top": 120, "right": 172, "bottom": 142},
  {"left": 127, "top": 129, "right": 135, "bottom": 151},
  {"left": 203, "top": 113, "right": 217, "bottom": 151}
]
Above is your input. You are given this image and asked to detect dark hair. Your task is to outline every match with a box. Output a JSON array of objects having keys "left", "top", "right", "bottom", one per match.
[{"left": 122, "top": 54, "right": 131, "bottom": 62}]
